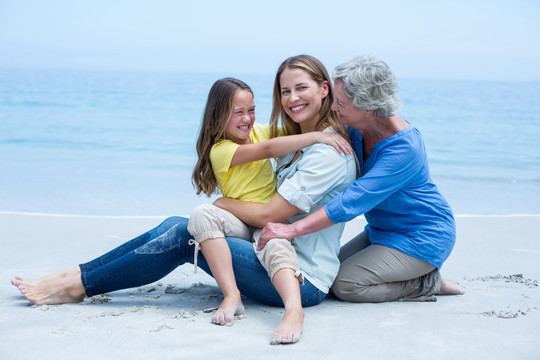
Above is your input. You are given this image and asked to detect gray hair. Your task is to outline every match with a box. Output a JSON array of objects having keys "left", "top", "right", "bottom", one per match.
[{"left": 332, "top": 55, "right": 400, "bottom": 118}]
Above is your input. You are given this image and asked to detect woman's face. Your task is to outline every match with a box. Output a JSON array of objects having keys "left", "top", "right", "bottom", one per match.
[
  {"left": 332, "top": 78, "right": 370, "bottom": 129},
  {"left": 225, "top": 90, "right": 255, "bottom": 144},
  {"left": 279, "top": 68, "right": 328, "bottom": 132}
]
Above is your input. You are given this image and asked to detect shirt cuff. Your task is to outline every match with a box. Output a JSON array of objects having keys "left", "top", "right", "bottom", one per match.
[{"left": 278, "top": 178, "right": 314, "bottom": 213}]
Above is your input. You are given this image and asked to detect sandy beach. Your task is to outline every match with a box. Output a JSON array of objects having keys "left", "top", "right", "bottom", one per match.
[{"left": 1, "top": 212, "right": 539, "bottom": 359}]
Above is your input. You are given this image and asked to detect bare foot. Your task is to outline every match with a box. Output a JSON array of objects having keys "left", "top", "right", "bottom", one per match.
[
  {"left": 270, "top": 305, "right": 304, "bottom": 345},
  {"left": 212, "top": 293, "right": 244, "bottom": 326},
  {"left": 438, "top": 278, "right": 465, "bottom": 295},
  {"left": 11, "top": 267, "right": 86, "bottom": 305}
]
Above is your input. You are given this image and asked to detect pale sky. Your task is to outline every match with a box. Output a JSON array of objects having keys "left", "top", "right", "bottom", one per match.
[{"left": 0, "top": 0, "right": 538, "bottom": 81}]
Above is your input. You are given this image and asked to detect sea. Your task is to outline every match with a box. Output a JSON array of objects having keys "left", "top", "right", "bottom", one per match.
[{"left": 1, "top": 68, "right": 539, "bottom": 216}]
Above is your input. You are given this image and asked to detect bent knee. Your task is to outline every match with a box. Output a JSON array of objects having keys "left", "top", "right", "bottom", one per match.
[
  {"left": 189, "top": 204, "right": 216, "bottom": 222},
  {"left": 263, "top": 238, "right": 293, "bottom": 250},
  {"left": 159, "top": 216, "right": 187, "bottom": 231},
  {"left": 188, "top": 204, "right": 226, "bottom": 242},
  {"left": 331, "top": 279, "right": 371, "bottom": 303}
]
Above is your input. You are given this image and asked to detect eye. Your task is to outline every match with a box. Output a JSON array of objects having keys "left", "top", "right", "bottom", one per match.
[{"left": 281, "top": 89, "right": 290, "bottom": 96}]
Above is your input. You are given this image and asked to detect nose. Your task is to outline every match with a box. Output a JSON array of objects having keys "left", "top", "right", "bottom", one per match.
[
  {"left": 289, "top": 90, "right": 299, "bottom": 103},
  {"left": 331, "top": 99, "right": 338, "bottom": 112}
]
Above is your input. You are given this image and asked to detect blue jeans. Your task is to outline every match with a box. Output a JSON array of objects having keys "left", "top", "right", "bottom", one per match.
[{"left": 79, "top": 216, "right": 326, "bottom": 307}]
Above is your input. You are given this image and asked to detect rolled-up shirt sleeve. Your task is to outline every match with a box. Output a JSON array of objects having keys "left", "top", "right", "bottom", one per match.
[{"left": 278, "top": 145, "right": 354, "bottom": 213}]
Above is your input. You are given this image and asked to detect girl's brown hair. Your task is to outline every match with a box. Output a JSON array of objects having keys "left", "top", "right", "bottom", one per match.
[
  {"left": 269, "top": 54, "right": 349, "bottom": 141},
  {"left": 191, "top": 77, "right": 253, "bottom": 196}
]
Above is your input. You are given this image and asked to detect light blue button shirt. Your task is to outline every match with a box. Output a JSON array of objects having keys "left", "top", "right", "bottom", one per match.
[{"left": 276, "top": 129, "right": 356, "bottom": 289}]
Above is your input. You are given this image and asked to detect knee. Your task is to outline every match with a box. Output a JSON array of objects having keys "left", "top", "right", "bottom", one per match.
[
  {"left": 163, "top": 215, "right": 184, "bottom": 224},
  {"left": 159, "top": 216, "right": 187, "bottom": 231},
  {"left": 187, "top": 204, "right": 225, "bottom": 243},
  {"left": 331, "top": 278, "right": 353, "bottom": 301},
  {"left": 188, "top": 204, "right": 215, "bottom": 224},
  {"left": 264, "top": 238, "right": 292, "bottom": 251},
  {"left": 258, "top": 239, "right": 298, "bottom": 280},
  {"left": 331, "top": 276, "right": 369, "bottom": 303}
]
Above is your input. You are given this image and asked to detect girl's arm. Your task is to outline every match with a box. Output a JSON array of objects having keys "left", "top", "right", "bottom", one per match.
[
  {"left": 213, "top": 194, "right": 300, "bottom": 228},
  {"left": 230, "top": 131, "right": 351, "bottom": 167}
]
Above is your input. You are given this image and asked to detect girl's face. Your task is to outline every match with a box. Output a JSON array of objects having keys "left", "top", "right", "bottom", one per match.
[
  {"left": 225, "top": 90, "right": 255, "bottom": 144},
  {"left": 279, "top": 67, "right": 328, "bottom": 132}
]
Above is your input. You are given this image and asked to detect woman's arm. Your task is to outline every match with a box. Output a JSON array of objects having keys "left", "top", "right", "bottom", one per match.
[
  {"left": 257, "top": 207, "right": 334, "bottom": 250},
  {"left": 230, "top": 132, "right": 351, "bottom": 167},
  {"left": 213, "top": 193, "right": 300, "bottom": 228}
]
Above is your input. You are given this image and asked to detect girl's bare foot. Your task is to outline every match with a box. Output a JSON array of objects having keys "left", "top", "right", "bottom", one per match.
[
  {"left": 270, "top": 305, "right": 304, "bottom": 345},
  {"left": 11, "top": 267, "right": 86, "bottom": 305},
  {"left": 438, "top": 278, "right": 465, "bottom": 295},
  {"left": 212, "top": 292, "right": 244, "bottom": 326}
]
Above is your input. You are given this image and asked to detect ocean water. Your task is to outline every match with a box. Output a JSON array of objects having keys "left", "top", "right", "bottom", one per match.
[{"left": 1, "top": 69, "right": 539, "bottom": 216}]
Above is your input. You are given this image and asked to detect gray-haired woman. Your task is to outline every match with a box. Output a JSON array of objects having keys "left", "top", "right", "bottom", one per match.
[{"left": 258, "top": 55, "right": 464, "bottom": 302}]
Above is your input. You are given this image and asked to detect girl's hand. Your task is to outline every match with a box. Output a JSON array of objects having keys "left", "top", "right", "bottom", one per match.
[
  {"left": 316, "top": 133, "right": 352, "bottom": 154},
  {"left": 258, "top": 222, "right": 295, "bottom": 250}
]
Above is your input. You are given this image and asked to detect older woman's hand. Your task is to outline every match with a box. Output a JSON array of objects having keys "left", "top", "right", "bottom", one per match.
[{"left": 258, "top": 222, "right": 295, "bottom": 251}]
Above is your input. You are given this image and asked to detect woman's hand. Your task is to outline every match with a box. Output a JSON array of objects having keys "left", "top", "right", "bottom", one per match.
[
  {"left": 258, "top": 222, "right": 296, "bottom": 250},
  {"left": 316, "top": 132, "right": 352, "bottom": 155},
  {"left": 258, "top": 208, "right": 335, "bottom": 250}
]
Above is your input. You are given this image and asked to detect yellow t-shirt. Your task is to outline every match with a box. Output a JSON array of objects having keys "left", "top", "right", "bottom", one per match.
[{"left": 210, "top": 124, "right": 279, "bottom": 204}]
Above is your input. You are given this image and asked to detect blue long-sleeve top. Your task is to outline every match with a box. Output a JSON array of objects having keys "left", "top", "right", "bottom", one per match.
[{"left": 324, "top": 125, "right": 456, "bottom": 269}]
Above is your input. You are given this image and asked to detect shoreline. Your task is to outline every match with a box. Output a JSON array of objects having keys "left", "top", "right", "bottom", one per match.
[{"left": 2, "top": 210, "right": 539, "bottom": 218}]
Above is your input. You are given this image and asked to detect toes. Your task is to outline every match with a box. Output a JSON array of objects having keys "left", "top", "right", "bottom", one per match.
[
  {"left": 270, "top": 331, "right": 301, "bottom": 345},
  {"left": 211, "top": 311, "right": 225, "bottom": 326},
  {"left": 212, "top": 309, "right": 234, "bottom": 326}
]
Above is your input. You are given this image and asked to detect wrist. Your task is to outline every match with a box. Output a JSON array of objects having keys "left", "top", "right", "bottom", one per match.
[{"left": 291, "top": 219, "right": 306, "bottom": 238}]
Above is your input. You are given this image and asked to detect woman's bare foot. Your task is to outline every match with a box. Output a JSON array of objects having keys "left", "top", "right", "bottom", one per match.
[
  {"left": 438, "top": 278, "right": 465, "bottom": 295},
  {"left": 212, "top": 292, "right": 244, "bottom": 326},
  {"left": 270, "top": 304, "right": 304, "bottom": 345},
  {"left": 11, "top": 267, "right": 86, "bottom": 305}
]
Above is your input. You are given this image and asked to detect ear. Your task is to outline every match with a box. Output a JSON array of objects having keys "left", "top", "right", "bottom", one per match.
[{"left": 321, "top": 80, "right": 329, "bottom": 98}]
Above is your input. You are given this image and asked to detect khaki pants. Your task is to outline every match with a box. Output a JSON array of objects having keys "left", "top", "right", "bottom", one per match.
[
  {"left": 331, "top": 231, "right": 441, "bottom": 302},
  {"left": 187, "top": 204, "right": 299, "bottom": 280}
]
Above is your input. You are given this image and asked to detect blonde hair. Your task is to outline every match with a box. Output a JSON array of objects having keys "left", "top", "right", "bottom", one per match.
[
  {"left": 191, "top": 78, "right": 253, "bottom": 196},
  {"left": 270, "top": 55, "right": 349, "bottom": 141}
]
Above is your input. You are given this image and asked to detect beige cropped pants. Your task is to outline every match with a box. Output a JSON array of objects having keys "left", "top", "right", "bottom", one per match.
[
  {"left": 187, "top": 203, "right": 299, "bottom": 281},
  {"left": 331, "top": 231, "right": 441, "bottom": 302}
]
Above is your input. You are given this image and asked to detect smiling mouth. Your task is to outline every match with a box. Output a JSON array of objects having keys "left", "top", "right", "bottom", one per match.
[{"left": 291, "top": 104, "right": 307, "bottom": 113}]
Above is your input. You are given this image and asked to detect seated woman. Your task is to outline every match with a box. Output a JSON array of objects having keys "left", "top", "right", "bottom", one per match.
[
  {"left": 258, "top": 55, "right": 464, "bottom": 303},
  {"left": 11, "top": 55, "right": 357, "bottom": 345}
]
